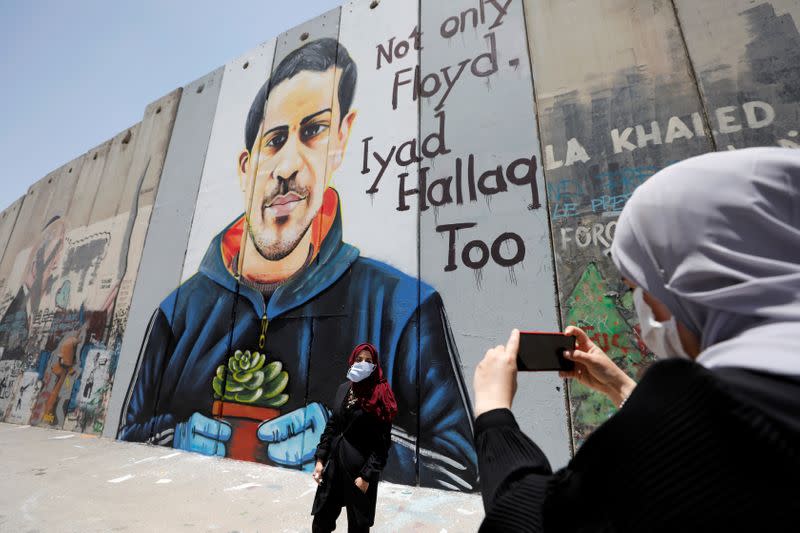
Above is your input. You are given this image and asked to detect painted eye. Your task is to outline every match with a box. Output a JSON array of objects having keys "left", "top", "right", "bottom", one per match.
[
  {"left": 301, "top": 123, "right": 327, "bottom": 140},
  {"left": 266, "top": 132, "right": 287, "bottom": 149}
]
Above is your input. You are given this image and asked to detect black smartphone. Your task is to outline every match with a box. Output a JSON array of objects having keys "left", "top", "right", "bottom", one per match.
[{"left": 517, "top": 331, "right": 576, "bottom": 371}]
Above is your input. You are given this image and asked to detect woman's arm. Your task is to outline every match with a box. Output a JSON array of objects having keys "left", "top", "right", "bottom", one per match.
[
  {"left": 314, "top": 393, "right": 343, "bottom": 464},
  {"left": 562, "top": 325, "right": 636, "bottom": 407},
  {"left": 358, "top": 419, "right": 392, "bottom": 483},
  {"left": 476, "top": 408, "right": 558, "bottom": 532},
  {"left": 118, "top": 308, "right": 180, "bottom": 444},
  {"left": 475, "top": 408, "right": 552, "bottom": 511},
  {"left": 473, "top": 331, "right": 554, "bottom": 527}
]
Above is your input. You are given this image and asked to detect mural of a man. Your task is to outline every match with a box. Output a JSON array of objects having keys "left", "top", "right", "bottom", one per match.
[
  {"left": 0, "top": 216, "right": 66, "bottom": 363},
  {"left": 119, "top": 39, "right": 477, "bottom": 490}
]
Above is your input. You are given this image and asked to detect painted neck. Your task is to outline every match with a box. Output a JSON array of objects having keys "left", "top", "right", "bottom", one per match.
[{"left": 240, "top": 230, "right": 313, "bottom": 284}]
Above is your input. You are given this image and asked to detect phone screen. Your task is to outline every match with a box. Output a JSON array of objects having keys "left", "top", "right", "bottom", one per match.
[{"left": 517, "top": 332, "right": 575, "bottom": 371}]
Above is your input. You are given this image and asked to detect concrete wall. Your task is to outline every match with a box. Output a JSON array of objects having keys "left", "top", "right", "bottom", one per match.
[
  {"left": 524, "top": 0, "right": 716, "bottom": 447},
  {"left": 0, "top": 90, "right": 180, "bottom": 433},
  {"left": 104, "top": 69, "right": 225, "bottom": 439},
  {"left": 0, "top": 0, "right": 797, "bottom": 490}
]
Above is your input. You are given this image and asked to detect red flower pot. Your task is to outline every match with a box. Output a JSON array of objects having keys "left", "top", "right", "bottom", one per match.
[{"left": 212, "top": 400, "right": 280, "bottom": 462}]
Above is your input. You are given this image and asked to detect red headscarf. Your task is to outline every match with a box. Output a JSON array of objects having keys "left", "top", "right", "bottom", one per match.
[{"left": 348, "top": 343, "right": 398, "bottom": 423}]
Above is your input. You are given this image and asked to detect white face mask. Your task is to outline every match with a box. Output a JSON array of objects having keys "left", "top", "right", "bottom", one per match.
[
  {"left": 346, "top": 361, "right": 376, "bottom": 382},
  {"left": 633, "top": 287, "right": 690, "bottom": 360}
]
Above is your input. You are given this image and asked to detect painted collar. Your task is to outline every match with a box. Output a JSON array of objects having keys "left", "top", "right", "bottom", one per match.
[{"left": 198, "top": 187, "right": 359, "bottom": 319}]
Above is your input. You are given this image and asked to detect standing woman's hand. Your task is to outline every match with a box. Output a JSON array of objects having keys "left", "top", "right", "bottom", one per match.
[
  {"left": 474, "top": 329, "right": 520, "bottom": 417},
  {"left": 562, "top": 325, "right": 637, "bottom": 407},
  {"left": 313, "top": 460, "right": 324, "bottom": 485},
  {"left": 355, "top": 477, "right": 369, "bottom": 493}
]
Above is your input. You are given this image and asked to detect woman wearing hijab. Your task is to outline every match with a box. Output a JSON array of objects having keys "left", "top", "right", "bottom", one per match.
[
  {"left": 311, "top": 343, "right": 397, "bottom": 533},
  {"left": 473, "top": 147, "right": 800, "bottom": 532}
]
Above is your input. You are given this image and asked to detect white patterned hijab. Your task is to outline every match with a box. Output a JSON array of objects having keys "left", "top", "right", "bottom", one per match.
[{"left": 610, "top": 147, "right": 800, "bottom": 375}]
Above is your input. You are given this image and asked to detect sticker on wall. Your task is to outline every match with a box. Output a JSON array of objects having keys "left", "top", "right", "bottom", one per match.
[{"left": 6, "top": 371, "right": 41, "bottom": 424}]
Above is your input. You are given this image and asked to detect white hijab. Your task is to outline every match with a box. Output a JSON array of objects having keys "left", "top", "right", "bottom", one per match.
[{"left": 610, "top": 147, "right": 800, "bottom": 375}]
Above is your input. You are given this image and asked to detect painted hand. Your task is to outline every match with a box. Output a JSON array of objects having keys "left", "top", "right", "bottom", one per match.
[
  {"left": 172, "top": 412, "right": 231, "bottom": 457},
  {"left": 257, "top": 402, "right": 330, "bottom": 472}
]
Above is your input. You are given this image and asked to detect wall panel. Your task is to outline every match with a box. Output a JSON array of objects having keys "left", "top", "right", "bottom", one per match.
[
  {"left": 524, "top": 0, "right": 714, "bottom": 446},
  {"left": 334, "top": 0, "right": 421, "bottom": 484},
  {"left": 0, "top": 197, "right": 24, "bottom": 276},
  {"left": 105, "top": 71, "right": 223, "bottom": 439},
  {"left": 418, "top": 0, "right": 567, "bottom": 479},
  {"left": 114, "top": 35, "right": 278, "bottom": 450},
  {"left": 66, "top": 140, "right": 112, "bottom": 229},
  {"left": 0, "top": 157, "right": 84, "bottom": 425},
  {"left": 675, "top": 0, "right": 800, "bottom": 149},
  {"left": 86, "top": 126, "right": 141, "bottom": 227},
  {"left": 226, "top": 8, "right": 344, "bottom": 471},
  {"left": 0, "top": 196, "right": 25, "bottom": 416},
  {"left": 1, "top": 0, "right": 798, "bottom": 492}
]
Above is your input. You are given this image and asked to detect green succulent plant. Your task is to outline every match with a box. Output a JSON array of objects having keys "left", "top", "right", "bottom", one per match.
[{"left": 212, "top": 350, "right": 289, "bottom": 408}]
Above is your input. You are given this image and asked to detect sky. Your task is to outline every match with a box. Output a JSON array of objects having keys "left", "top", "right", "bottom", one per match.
[{"left": 0, "top": 0, "right": 343, "bottom": 212}]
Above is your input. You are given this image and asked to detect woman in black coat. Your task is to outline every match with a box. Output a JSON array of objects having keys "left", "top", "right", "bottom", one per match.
[
  {"left": 473, "top": 148, "right": 800, "bottom": 532},
  {"left": 311, "top": 343, "right": 397, "bottom": 533}
]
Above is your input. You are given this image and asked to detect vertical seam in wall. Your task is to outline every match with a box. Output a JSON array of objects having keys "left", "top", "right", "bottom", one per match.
[
  {"left": 519, "top": 0, "right": 575, "bottom": 459},
  {"left": 84, "top": 138, "right": 117, "bottom": 231},
  {"left": 173, "top": 70, "right": 226, "bottom": 295},
  {"left": 223, "top": 282, "right": 241, "bottom": 432},
  {"left": 221, "top": 38, "right": 283, "bottom": 425},
  {"left": 60, "top": 156, "right": 86, "bottom": 227},
  {"left": 0, "top": 197, "right": 26, "bottom": 273},
  {"left": 99, "top": 95, "right": 177, "bottom": 434},
  {"left": 670, "top": 0, "right": 718, "bottom": 152},
  {"left": 117, "top": 308, "right": 158, "bottom": 438},
  {"left": 0, "top": 196, "right": 27, "bottom": 420},
  {"left": 415, "top": 0, "right": 423, "bottom": 488},
  {"left": 118, "top": 91, "right": 182, "bottom": 310},
  {"left": 143, "top": 74, "right": 223, "bottom": 438},
  {"left": 303, "top": 6, "right": 344, "bottom": 423}
]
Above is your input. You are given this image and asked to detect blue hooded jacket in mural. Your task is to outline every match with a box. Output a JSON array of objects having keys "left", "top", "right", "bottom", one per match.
[{"left": 118, "top": 191, "right": 477, "bottom": 490}]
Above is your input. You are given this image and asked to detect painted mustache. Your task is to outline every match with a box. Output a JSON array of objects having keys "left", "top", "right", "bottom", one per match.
[{"left": 261, "top": 180, "right": 310, "bottom": 214}]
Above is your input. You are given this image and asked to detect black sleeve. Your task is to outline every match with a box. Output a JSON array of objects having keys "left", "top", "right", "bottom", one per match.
[
  {"left": 314, "top": 394, "right": 344, "bottom": 464},
  {"left": 417, "top": 292, "right": 479, "bottom": 490},
  {"left": 117, "top": 308, "right": 178, "bottom": 444},
  {"left": 359, "top": 419, "right": 393, "bottom": 482},
  {"left": 474, "top": 408, "right": 553, "bottom": 532},
  {"left": 477, "top": 360, "right": 800, "bottom": 533}
]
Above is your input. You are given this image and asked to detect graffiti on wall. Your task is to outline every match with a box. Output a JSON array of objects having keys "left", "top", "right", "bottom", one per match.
[
  {"left": 1, "top": 0, "right": 797, "bottom": 489},
  {"left": 118, "top": 3, "right": 500, "bottom": 489},
  {"left": 528, "top": 0, "right": 800, "bottom": 446},
  {"left": 363, "top": 4, "right": 540, "bottom": 275},
  {"left": 0, "top": 203, "right": 129, "bottom": 432},
  {"left": 0, "top": 89, "right": 178, "bottom": 435},
  {"left": 117, "top": 0, "right": 799, "bottom": 485},
  {"left": 119, "top": 0, "right": 569, "bottom": 491},
  {"left": 564, "top": 263, "right": 650, "bottom": 445}
]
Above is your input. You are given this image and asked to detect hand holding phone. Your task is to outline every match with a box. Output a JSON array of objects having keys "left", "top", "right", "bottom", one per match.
[
  {"left": 517, "top": 331, "right": 575, "bottom": 371},
  {"left": 560, "top": 325, "right": 637, "bottom": 407},
  {"left": 473, "top": 329, "right": 521, "bottom": 417}
]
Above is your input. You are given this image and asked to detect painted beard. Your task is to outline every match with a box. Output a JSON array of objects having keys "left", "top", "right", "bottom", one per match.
[
  {"left": 248, "top": 213, "right": 314, "bottom": 262},
  {"left": 248, "top": 178, "right": 316, "bottom": 261}
]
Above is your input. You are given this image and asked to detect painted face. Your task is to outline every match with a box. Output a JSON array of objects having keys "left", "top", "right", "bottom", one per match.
[
  {"left": 355, "top": 349, "right": 374, "bottom": 364},
  {"left": 240, "top": 67, "right": 353, "bottom": 261},
  {"left": 24, "top": 220, "right": 65, "bottom": 291}
]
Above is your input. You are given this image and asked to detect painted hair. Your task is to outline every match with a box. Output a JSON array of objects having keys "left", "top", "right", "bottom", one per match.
[{"left": 244, "top": 38, "right": 357, "bottom": 151}]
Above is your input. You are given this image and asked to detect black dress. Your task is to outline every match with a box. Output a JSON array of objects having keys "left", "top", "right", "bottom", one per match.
[
  {"left": 312, "top": 382, "right": 392, "bottom": 531},
  {"left": 476, "top": 359, "right": 800, "bottom": 532}
]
